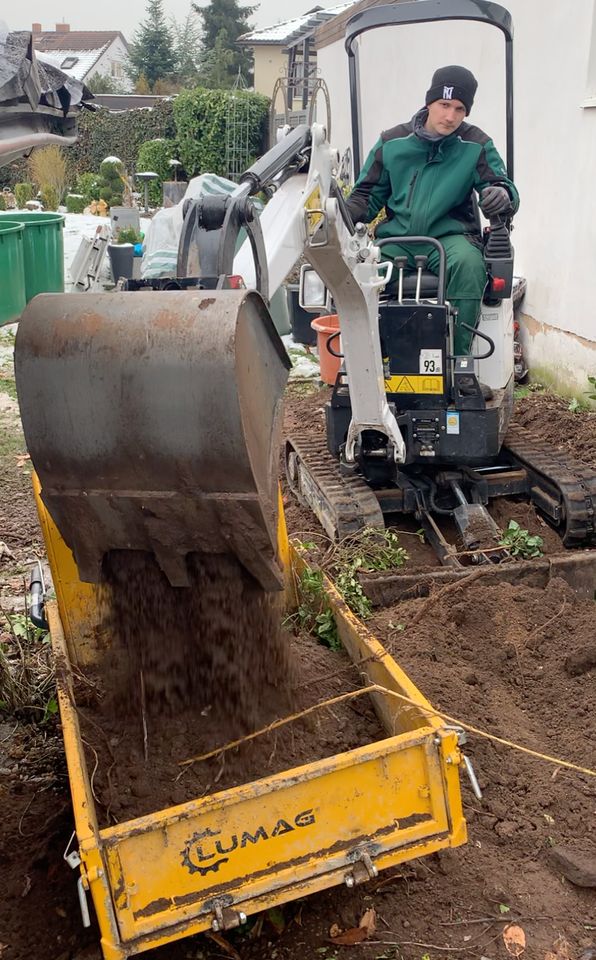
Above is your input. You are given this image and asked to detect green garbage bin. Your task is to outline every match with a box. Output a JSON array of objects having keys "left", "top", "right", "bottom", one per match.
[
  {"left": 0, "top": 212, "right": 64, "bottom": 301},
  {"left": 0, "top": 221, "right": 26, "bottom": 325}
]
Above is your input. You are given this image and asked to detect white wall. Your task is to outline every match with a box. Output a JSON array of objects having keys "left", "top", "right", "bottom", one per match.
[
  {"left": 90, "top": 36, "right": 132, "bottom": 93},
  {"left": 317, "top": 0, "right": 596, "bottom": 388}
]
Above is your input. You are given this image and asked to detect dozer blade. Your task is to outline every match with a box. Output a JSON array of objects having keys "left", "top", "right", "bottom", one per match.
[{"left": 15, "top": 289, "right": 291, "bottom": 591}]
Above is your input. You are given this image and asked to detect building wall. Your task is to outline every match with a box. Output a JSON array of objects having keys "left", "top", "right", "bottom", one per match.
[
  {"left": 252, "top": 45, "right": 287, "bottom": 98},
  {"left": 317, "top": 0, "right": 596, "bottom": 389},
  {"left": 89, "top": 37, "right": 132, "bottom": 93}
]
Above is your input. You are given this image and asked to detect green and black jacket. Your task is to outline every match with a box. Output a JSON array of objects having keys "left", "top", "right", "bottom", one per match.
[{"left": 346, "top": 114, "right": 519, "bottom": 241}]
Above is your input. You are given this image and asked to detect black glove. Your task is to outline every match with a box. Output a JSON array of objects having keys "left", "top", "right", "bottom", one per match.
[{"left": 480, "top": 184, "right": 512, "bottom": 217}]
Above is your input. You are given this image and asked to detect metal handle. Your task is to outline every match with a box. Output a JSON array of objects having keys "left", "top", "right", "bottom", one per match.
[
  {"left": 326, "top": 330, "right": 343, "bottom": 358},
  {"left": 460, "top": 322, "right": 495, "bottom": 360},
  {"left": 377, "top": 236, "right": 446, "bottom": 304}
]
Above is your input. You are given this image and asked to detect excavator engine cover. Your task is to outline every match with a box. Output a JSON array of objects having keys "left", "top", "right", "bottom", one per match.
[{"left": 15, "top": 289, "right": 290, "bottom": 591}]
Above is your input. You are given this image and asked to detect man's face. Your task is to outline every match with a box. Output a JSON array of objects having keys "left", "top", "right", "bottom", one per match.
[{"left": 425, "top": 98, "right": 466, "bottom": 136}]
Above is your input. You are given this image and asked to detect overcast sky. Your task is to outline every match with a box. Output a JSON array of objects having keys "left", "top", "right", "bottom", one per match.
[{"left": 10, "top": 0, "right": 337, "bottom": 37}]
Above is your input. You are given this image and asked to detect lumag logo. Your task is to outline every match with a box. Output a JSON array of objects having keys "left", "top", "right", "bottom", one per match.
[
  {"left": 181, "top": 809, "right": 316, "bottom": 876},
  {"left": 443, "top": 85, "right": 454, "bottom": 100}
]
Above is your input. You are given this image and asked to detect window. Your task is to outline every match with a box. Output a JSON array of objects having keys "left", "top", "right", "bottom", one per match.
[
  {"left": 61, "top": 56, "right": 79, "bottom": 69},
  {"left": 110, "top": 61, "right": 123, "bottom": 78}
]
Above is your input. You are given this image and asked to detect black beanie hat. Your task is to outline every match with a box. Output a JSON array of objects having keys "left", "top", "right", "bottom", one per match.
[{"left": 425, "top": 65, "right": 478, "bottom": 115}]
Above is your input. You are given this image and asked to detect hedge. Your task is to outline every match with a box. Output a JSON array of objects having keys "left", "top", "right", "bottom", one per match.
[
  {"left": 67, "top": 99, "right": 177, "bottom": 181},
  {"left": 174, "top": 88, "right": 269, "bottom": 178}
]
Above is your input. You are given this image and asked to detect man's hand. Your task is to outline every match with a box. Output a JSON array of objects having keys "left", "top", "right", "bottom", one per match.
[{"left": 480, "top": 184, "right": 511, "bottom": 216}]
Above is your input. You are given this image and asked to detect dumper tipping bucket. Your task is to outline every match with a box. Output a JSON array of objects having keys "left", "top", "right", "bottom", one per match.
[{"left": 15, "top": 289, "right": 291, "bottom": 590}]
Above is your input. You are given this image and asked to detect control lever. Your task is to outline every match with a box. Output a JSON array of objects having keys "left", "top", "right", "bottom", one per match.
[
  {"left": 414, "top": 255, "right": 428, "bottom": 302},
  {"left": 393, "top": 256, "right": 407, "bottom": 303}
]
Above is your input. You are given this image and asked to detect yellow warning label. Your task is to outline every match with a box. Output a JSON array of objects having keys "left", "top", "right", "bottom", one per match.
[
  {"left": 384, "top": 375, "right": 444, "bottom": 394},
  {"left": 304, "top": 185, "right": 323, "bottom": 235}
]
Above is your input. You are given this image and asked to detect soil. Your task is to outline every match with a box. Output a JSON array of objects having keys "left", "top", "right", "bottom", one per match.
[
  {"left": 1, "top": 373, "right": 595, "bottom": 960},
  {"left": 77, "top": 627, "right": 383, "bottom": 824}
]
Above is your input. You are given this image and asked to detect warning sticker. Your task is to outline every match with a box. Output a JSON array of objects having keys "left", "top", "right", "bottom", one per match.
[
  {"left": 384, "top": 374, "right": 444, "bottom": 394},
  {"left": 304, "top": 185, "right": 323, "bottom": 235},
  {"left": 419, "top": 349, "right": 442, "bottom": 375},
  {"left": 446, "top": 412, "right": 460, "bottom": 435}
]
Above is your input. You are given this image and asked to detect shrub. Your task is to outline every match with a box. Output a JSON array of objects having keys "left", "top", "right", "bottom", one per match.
[
  {"left": 0, "top": 194, "right": 6, "bottom": 210},
  {"left": 15, "top": 182, "right": 35, "bottom": 208},
  {"left": 98, "top": 158, "right": 125, "bottom": 208},
  {"left": 65, "top": 194, "right": 86, "bottom": 213},
  {"left": 116, "top": 226, "right": 143, "bottom": 245},
  {"left": 29, "top": 146, "right": 68, "bottom": 204},
  {"left": 41, "top": 186, "right": 59, "bottom": 211},
  {"left": 76, "top": 172, "right": 101, "bottom": 205},
  {"left": 174, "top": 87, "right": 269, "bottom": 179},
  {"left": 137, "top": 139, "right": 179, "bottom": 205}
]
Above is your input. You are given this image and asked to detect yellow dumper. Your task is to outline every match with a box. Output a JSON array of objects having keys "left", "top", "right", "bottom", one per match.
[{"left": 16, "top": 290, "right": 467, "bottom": 959}]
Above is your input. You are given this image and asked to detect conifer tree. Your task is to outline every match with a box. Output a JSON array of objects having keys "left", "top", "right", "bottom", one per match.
[
  {"left": 193, "top": 0, "right": 255, "bottom": 87},
  {"left": 128, "top": 0, "right": 176, "bottom": 90}
]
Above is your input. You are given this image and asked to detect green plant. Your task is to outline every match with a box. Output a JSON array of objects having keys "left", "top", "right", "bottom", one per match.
[
  {"left": 0, "top": 194, "right": 6, "bottom": 210},
  {"left": 137, "top": 138, "right": 179, "bottom": 203},
  {"left": 40, "top": 185, "right": 59, "bottom": 211},
  {"left": 76, "top": 172, "right": 102, "bottom": 204},
  {"left": 499, "top": 519, "right": 543, "bottom": 558},
  {"left": 174, "top": 86, "right": 269, "bottom": 178},
  {"left": 335, "top": 560, "right": 373, "bottom": 619},
  {"left": 586, "top": 375, "right": 596, "bottom": 401},
  {"left": 116, "top": 226, "right": 143, "bottom": 245},
  {"left": 292, "top": 566, "right": 341, "bottom": 650},
  {"left": 98, "top": 158, "right": 126, "bottom": 207},
  {"left": 65, "top": 193, "right": 86, "bottom": 213},
  {"left": 14, "top": 182, "right": 35, "bottom": 208}
]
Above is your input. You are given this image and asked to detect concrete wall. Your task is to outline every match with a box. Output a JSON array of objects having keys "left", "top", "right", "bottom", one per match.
[
  {"left": 317, "top": 0, "right": 596, "bottom": 389},
  {"left": 90, "top": 37, "right": 132, "bottom": 93},
  {"left": 253, "top": 45, "right": 286, "bottom": 98}
]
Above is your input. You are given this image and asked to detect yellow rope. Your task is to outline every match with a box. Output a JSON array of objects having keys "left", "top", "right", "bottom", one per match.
[{"left": 179, "top": 683, "right": 596, "bottom": 779}]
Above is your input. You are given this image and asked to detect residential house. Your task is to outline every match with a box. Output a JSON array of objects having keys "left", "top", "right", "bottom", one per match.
[
  {"left": 32, "top": 23, "right": 131, "bottom": 92},
  {"left": 238, "top": 2, "right": 357, "bottom": 107},
  {"left": 314, "top": 0, "right": 596, "bottom": 389}
]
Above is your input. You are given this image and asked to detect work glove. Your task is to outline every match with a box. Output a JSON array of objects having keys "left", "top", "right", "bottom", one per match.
[{"left": 480, "top": 184, "right": 512, "bottom": 217}]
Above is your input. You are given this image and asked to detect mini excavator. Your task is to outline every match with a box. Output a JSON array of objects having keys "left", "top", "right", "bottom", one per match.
[{"left": 20, "top": 0, "right": 595, "bottom": 586}]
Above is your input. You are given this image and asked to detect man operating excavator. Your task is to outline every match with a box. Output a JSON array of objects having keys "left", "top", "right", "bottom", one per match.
[{"left": 345, "top": 65, "right": 520, "bottom": 359}]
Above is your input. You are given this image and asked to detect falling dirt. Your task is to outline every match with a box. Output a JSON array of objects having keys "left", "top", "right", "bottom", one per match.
[{"left": 98, "top": 549, "right": 292, "bottom": 729}]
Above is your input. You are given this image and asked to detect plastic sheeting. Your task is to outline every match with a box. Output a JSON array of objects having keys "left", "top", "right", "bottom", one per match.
[
  {"left": 0, "top": 27, "right": 94, "bottom": 166},
  {"left": 141, "top": 174, "right": 243, "bottom": 279}
]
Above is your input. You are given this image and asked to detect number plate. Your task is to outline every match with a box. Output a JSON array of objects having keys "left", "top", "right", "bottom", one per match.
[{"left": 419, "top": 349, "right": 442, "bottom": 375}]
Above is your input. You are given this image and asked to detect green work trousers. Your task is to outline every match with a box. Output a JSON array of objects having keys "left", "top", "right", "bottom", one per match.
[{"left": 383, "top": 234, "right": 487, "bottom": 355}]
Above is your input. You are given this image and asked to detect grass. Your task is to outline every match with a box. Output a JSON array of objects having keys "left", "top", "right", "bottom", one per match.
[{"left": 0, "top": 375, "right": 17, "bottom": 400}]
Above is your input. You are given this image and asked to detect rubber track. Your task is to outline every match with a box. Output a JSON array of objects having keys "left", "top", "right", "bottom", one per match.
[
  {"left": 503, "top": 424, "right": 596, "bottom": 546},
  {"left": 286, "top": 435, "right": 384, "bottom": 539}
]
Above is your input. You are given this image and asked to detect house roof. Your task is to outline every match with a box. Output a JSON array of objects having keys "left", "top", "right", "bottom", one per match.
[
  {"left": 238, "top": 1, "right": 358, "bottom": 47},
  {"left": 36, "top": 46, "right": 109, "bottom": 82},
  {"left": 33, "top": 30, "right": 128, "bottom": 52},
  {"left": 315, "top": 0, "right": 408, "bottom": 49},
  {"left": 33, "top": 30, "right": 128, "bottom": 82}
]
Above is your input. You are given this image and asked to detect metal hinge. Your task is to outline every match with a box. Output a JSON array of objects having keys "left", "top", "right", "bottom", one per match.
[
  {"left": 344, "top": 849, "right": 378, "bottom": 888},
  {"left": 211, "top": 902, "right": 247, "bottom": 932}
]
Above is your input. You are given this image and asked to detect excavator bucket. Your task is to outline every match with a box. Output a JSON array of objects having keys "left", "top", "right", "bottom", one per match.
[{"left": 15, "top": 289, "right": 290, "bottom": 591}]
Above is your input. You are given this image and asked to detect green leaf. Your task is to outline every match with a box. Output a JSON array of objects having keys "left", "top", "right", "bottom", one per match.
[{"left": 499, "top": 903, "right": 510, "bottom": 914}]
